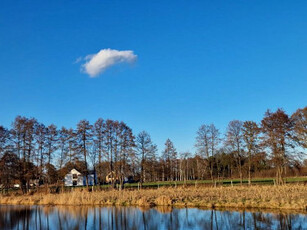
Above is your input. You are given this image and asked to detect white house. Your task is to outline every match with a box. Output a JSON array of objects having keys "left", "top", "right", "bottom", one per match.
[{"left": 64, "top": 169, "right": 96, "bottom": 186}]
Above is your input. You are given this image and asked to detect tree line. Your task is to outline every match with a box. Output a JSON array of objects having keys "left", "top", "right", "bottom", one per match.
[{"left": 0, "top": 107, "right": 306, "bottom": 192}]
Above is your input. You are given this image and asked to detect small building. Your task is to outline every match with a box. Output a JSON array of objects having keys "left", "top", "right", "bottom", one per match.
[
  {"left": 105, "top": 171, "right": 129, "bottom": 184},
  {"left": 64, "top": 169, "right": 96, "bottom": 186}
]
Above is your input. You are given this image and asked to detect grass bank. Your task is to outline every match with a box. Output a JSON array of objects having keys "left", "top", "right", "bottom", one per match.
[{"left": 1, "top": 185, "right": 306, "bottom": 211}]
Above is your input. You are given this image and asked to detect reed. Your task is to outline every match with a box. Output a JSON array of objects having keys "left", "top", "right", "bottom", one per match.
[{"left": 0, "top": 185, "right": 306, "bottom": 211}]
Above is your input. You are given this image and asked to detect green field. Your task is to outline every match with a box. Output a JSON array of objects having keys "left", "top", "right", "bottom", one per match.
[
  {"left": 10, "top": 176, "right": 305, "bottom": 193},
  {"left": 2, "top": 176, "right": 306, "bottom": 194},
  {"left": 97, "top": 176, "right": 307, "bottom": 189}
]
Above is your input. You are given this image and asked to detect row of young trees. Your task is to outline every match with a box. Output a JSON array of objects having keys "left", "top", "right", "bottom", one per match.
[{"left": 0, "top": 107, "right": 306, "bottom": 192}]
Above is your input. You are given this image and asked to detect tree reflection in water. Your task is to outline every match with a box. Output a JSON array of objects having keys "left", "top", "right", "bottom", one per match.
[{"left": 0, "top": 205, "right": 306, "bottom": 230}]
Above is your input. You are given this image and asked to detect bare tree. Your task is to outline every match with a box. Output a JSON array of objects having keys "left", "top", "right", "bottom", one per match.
[
  {"left": 291, "top": 107, "right": 307, "bottom": 149},
  {"left": 45, "top": 124, "right": 58, "bottom": 165},
  {"left": 118, "top": 122, "right": 135, "bottom": 189},
  {"left": 93, "top": 118, "right": 105, "bottom": 184},
  {"left": 58, "top": 127, "right": 67, "bottom": 169},
  {"left": 196, "top": 124, "right": 220, "bottom": 181},
  {"left": 261, "top": 109, "right": 292, "bottom": 185},
  {"left": 209, "top": 124, "right": 221, "bottom": 180},
  {"left": 104, "top": 120, "right": 115, "bottom": 175},
  {"left": 179, "top": 151, "right": 191, "bottom": 185},
  {"left": 226, "top": 120, "right": 244, "bottom": 184},
  {"left": 0, "top": 126, "right": 10, "bottom": 158},
  {"left": 136, "top": 131, "right": 157, "bottom": 186},
  {"left": 76, "top": 120, "right": 93, "bottom": 188},
  {"left": 34, "top": 123, "right": 47, "bottom": 183},
  {"left": 66, "top": 128, "right": 77, "bottom": 163},
  {"left": 242, "top": 121, "right": 260, "bottom": 185},
  {"left": 11, "top": 116, "right": 38, "bottom": 193},
  {"left": 0, "top": 151, "right": 20, "bottom": 193},
  {"left": 162, "top": 139, "right": 177, "bottom": 181},
  {"left": 195, "top": 125, "right": 211, "bottom": 180}
]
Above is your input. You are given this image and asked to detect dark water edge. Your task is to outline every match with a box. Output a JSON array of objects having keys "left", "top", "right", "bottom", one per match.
[{"left": 0, "top": 205, "right": 306, "bottom": 230}]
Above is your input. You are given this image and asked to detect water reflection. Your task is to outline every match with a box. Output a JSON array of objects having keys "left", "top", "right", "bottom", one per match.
[{"left": 0, "top": 205, "right": 306, "bottom": 230}]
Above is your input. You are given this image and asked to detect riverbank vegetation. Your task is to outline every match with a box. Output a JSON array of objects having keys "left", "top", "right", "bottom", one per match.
[
  {"left": 0, "top": 185, "right": 306, "bottom": 211},
  {"left": 0, "top": 107, "right": 306, "bottom": 193}
]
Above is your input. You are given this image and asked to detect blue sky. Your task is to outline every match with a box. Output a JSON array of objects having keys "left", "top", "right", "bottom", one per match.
[{"left": 0, "top": 1, "right": 306, "bottom": 153}]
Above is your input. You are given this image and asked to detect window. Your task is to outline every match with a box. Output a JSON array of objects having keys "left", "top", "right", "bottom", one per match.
[{"left": 73, "top": 174, "right": 78, "bottom": 179}]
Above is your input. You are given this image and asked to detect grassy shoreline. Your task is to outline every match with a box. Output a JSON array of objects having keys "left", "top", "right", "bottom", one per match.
[{"left": 1, "top": 184, "right": 306, "bottom": 211}]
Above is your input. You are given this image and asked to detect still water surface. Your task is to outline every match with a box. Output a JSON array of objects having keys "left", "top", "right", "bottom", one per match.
[{"left": 0, "top": 205, "right": 306, "bottom": 230}]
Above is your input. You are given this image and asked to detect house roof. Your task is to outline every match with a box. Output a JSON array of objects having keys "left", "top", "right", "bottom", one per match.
[
  {"left": 67, "top": 168, "right": 96, "bottom": 175},
  {"left": 69, "top": 168, "right": 82, "bottom": 175}
]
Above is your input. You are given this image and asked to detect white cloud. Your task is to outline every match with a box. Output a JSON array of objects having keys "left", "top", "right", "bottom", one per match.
[
  {"left": 74, "top": 57, "right": 82, "bottom": 64},
  {"left": 80, "top": 49, "right": 137, "bottom": 77}
]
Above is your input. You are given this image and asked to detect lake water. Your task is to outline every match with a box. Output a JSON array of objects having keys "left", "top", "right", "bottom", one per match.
[{"left": 0, "top": 205, "right": 306, "bottom": 230}]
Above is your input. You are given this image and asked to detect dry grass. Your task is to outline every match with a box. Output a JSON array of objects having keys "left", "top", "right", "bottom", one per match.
[{"left": 0, "top": 185, "right": 306, "bottom": 211}]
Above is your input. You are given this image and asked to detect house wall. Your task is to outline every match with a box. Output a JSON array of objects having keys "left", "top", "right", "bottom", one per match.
[
  {"left": 64, "top": 169, "right": 97, "bottom": 186},
  {"left": 64, "top": 169, "right": 84, "bottom": 186}
]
